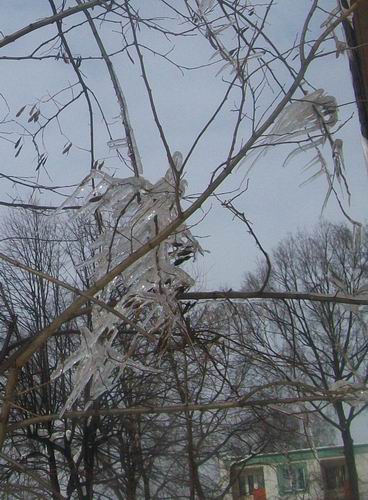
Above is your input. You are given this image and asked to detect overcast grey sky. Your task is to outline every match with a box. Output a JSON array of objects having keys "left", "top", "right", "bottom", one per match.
[
  {"left": 127, "top": 1, "right": 367, "bottom": 292},
  {"left": 1, "top": 1, "right": 366, "bottom": 290}
]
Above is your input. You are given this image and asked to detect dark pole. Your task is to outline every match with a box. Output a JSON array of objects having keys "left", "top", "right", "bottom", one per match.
[{"left": 341, "top": 0, "right": 368, "bottom": 160}]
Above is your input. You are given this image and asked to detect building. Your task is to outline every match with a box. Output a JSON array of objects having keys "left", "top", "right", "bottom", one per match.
[{"left": 229, "top": 443, "right": 368, "bottom": 499}]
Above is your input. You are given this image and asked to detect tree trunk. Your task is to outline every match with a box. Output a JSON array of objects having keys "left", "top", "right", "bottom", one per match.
[
  {"left": 126, "top": 472, "right": 137, "bottom": 500},
  {"left": 341, "top": 426, "right": 359, "bottom": 500},
  {"left": 46, "top": 441, "right": 61, "bottom": 499},
  {"left": 168, "top": 352, "right": 206, "bottom": 499},
  {"left": 65, "top": 441, "right": 85, "bottom": 500},
  {"left": 335, "top": 402, "right": 360, "bottom": 500},
  {"left": 83, "top": 415, "right": 99, "bottom": 499},
  {"left": 186, "top": 413, "right": 206, "bottom": 500},
  {"left": 136, "top": 417, "right": 151, "bottom": 500},
  {"left": 142, "top": 471, "right": 151, "bottom": 500}
]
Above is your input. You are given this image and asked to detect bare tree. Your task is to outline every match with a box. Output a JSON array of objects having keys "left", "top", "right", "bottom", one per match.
[
  {"left": 0, "top": 1, "right": 366, "bottom": 498},
  {"left": 240, "top": 222, "right": 368, "bottom": 499}
]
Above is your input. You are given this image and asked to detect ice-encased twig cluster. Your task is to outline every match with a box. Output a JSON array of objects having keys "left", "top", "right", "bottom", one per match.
[
  {"left": 194, "top": 1, "right": 344, "bottom": 190},
  {"left": 245, "top": 89, "right": 338, "bottom": 169},
  {"left": 52, "top": 153, "right": 203, "bottom": 413}
]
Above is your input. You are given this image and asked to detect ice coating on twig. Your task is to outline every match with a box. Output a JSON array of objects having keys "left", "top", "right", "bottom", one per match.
[
  {"left": 329, "top": 380, "right": 368, "bottom": 407},
  {"left": 242, "top": 89, "right": 339, "bottom": 176},
  {"left": 195, "top": 1, "right": 262, "bottom": 79},
  {"left": 269, "top": 90, "right": 338, "bottom": 145},
  {"left": 53, "top": 153, "right": 203, "bottom": 412}
]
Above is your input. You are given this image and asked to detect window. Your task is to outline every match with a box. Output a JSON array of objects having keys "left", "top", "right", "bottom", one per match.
[
  {"left": 238, "top": 467, "right": 265, "bottom": 496},
  {"left": 322, "top": 461, "right": 347, "bottom": 490},
  {"left": 278, "top": 464, "right": 307, "bottom": 495}
]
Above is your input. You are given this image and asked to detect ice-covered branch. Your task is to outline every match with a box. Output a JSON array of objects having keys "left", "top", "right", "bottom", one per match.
[{"left": 52, "top": 158, "right": 203, "bottom": 412}]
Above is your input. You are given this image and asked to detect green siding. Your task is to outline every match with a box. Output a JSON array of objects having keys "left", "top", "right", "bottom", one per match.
[{"left": 233, "top": 443, "right": 368, "bottom": 467}]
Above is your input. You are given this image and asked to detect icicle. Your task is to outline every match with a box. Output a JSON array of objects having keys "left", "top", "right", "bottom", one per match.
[
  {"left": 107, "top": 138, "right": 128, "bottom": 150},
  {"left": 362, "top": 136, "right": 368, "bottom": 173},
  {"left": 269, "top": 90, "right": 338, "bottom": 140},
  {"left": 244, "top": 89, "right": 339, "bottom": 178},
  {"left": 55, "top": 157, "right": 203, "bottom": 412}
]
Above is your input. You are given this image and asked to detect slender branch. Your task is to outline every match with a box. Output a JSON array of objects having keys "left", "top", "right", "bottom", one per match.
[
  {"left": 48, "top": 0, "right": 95, "bottom": 170},
  {"left": 77, "top": 0, "right": 143, "bottom": 176},
  {"left": 178, "top": 290, "right": 368, "bottom": 306},
  {"left": 0, "top": 450, "right": 66, "bottom": 499},
  {"left": 0, "top": 367, "right": 19, "bottom": 449},
  {"left": 0, "top": 201, "right": 80, "bottom": 210},
  {"left": 221, "top": 198, "right": 272, "bottom": 292},
  {"left": 125, "top": 1, "right": 174, "bottom": 170},
  {"left": 8, "top": 387, "right": 357, "bottom": 432},
  {"left": 0, "top": 0, "right": 106, "bottom": 50}
]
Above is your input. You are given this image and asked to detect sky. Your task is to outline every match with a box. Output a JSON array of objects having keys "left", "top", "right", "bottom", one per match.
[
  {"left": 0, "top": 1, "right": 367, "bottom": 441},
  {"left": 1, "top": 1, "right": 366, "bottom": 288},
  {"left": 0, "top": 0, "right": 368, "bottom": 289}
]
